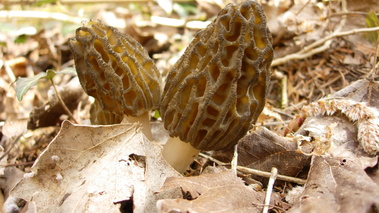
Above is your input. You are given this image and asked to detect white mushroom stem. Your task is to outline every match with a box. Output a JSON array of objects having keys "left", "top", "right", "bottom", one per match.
[
  {"left": 162, "top": 137, "right": 200, "bottom": 173},
  {"left": 122, "top": 111, "right": 153, "bottom": 141}
]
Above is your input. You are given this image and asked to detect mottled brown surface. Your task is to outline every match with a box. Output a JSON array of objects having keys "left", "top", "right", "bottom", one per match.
[
  {"left": 160, "top": 1, "right": 273, "bottom": 151},
  {"left": 69, "top": 20, "right": 162, "bottom": 117}
]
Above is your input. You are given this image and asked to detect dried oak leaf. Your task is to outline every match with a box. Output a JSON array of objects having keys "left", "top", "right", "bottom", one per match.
[
  {"left": 213, "top": 127, "right": 310, "bottom": 183},
  {"left": 288, "top": 155, "right": 379, "bottom": 213},
  {"left": 10, "top": 121, "right": 179, "bottom": 213},
  {"left": 289, "top": 104, "right": 379, "bottom": 212},
  {"left": 157, "top": 171, "right": 273, "bottom": 213}
]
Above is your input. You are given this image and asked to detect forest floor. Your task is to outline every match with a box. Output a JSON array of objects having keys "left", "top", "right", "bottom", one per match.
[{"left": 0, "top": 0, "right": 379, "bottom": 212}]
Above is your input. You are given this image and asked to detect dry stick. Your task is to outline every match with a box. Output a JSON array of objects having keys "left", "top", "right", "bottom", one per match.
[
  {"left": 263, "top": 167, "right": 278, "bottom": 213},
  {"left": 0, "top": 135, "right": 21, "bottom": 161},
  {"left": 237, "top": 166, "right": 306, "bottom": 185},
  {"left": 0, "top": 11, "right": 82, "bottom": 24},
  {"left": 1, "top": 0, "right": 195, "bottom": 3},
  {"left": 0, "top": 161, "right": 34, "bottom": 167},
  {"left": 367, "top": 36, "right": 379, "bottom": 103},
  {"left": 281, "top": 75, "right": 288, "bottom": 108},
  {"left": 327, "top": 11, "right": 379, "bottom": 19},
  {"left": 272, "top": 26, "right": 379, "bottom": 67},
  {"left": 59, "top": 0, "right": 194, "bottom": 2},
  {"left": 50, "top": 79, "right": 79, "bottom": 124},
  {"left": 199, "top": 153, "right": 307, "bottom": 185},
  {"left": 295, "top": 0, "right": 311, "bottom": 16}
]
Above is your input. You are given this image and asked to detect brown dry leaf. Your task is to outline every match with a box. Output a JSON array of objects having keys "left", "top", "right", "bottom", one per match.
[
  {"left": 2, "top": 167, "right": 24, "bottom": 199},
  {"left": 297, "top": 79, "right": 379, "bottom": 156},
  {"left": 288, "top": 155, "right": 379, "bottom": 213},
  {"left": 332, "top": 79, "right": 379, "bottom": 110},
  {"left": 288, "top": 79, "right": 379, "bottom": 211},
  {"left": 295, "top": 116, "right": 359, "bottom": 156},
  {"left": 236, "top": 127, "right": 310, "bottom": 183},
  {"left": 10, "top": 121, "right": 179, "bottom": 212},
  {"left": 157, "top": 171, "right": 267, "bottom": 213}
]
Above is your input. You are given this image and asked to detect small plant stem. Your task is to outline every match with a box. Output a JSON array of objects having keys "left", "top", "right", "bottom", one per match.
[
  {"left": 263, "top": 167, "right": 278, "bottom": 213},
  {"left": 50, "top": 79, "right": 79, "bottom": 124}
]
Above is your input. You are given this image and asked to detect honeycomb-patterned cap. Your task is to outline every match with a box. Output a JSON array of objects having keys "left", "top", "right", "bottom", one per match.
[
  {"left": 69, "top": 20, "right": 162, "bottom": 117},
  {"left": 90, "top": 100, "right": 123, "bottom": 125},
  {"left": 160, "top": 1, "right": 273, "bottom": 151}
]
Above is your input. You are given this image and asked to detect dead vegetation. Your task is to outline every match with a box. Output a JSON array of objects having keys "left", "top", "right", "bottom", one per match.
[{"left": 0, "top": 0, "right": 378, "bottom": 212}]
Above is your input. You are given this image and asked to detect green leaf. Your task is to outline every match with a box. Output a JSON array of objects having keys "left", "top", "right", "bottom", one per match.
[
  {"left": 45, "top": 69, "right": 57, "bottom": 80},
  {"left": 365, "top": 10, "right": 379, "bottom": 43},
  {"left": 59, "top": 67, "right": 77, "bottom": 76},
  {"left": 14, "top": 34, "right": 28, "bottom": 44},
  {"left": 34, "top": 0, "right": 58, "bottom": 6},
  {"left": 174, "top": 3, "right": 198, "bottom": 18},
  {"left": 153, "top": 110, "right": 161, "bottom": 119},
  {"left": 15, "top": 68, "right": 77, "bottom": 101},
  {"left": 46, "top": 68, "right": 77, "bottom": 80},
  {"left": 15, "top": 72, "right": 47, "bottom": 101}
]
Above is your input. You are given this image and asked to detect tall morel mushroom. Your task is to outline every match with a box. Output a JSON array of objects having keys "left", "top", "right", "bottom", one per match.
[
  {"left": 69, "top": 20, "right": 162, "bottom": 140},
  {"left": 160, "top": 1, "right": 274, "bottom": 172}
]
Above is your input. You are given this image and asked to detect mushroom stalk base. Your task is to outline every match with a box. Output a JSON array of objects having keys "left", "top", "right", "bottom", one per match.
[
  {"left": 162, "top": 137, "right": 200, "bottom": 173},
  {"left": 122, "top": 111, "right": 153, "bottom": 141}
]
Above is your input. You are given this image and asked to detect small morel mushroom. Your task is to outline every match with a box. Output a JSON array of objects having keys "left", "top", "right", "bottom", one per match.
[
  {"left": 90, "top": 100, "right": 123, "bottom": 125},
  {"left": 69, "top": 20, "right": 162, "bottom": 140},
  {"left": 160, "top": 1, "right": 274, "bottom": 172}
]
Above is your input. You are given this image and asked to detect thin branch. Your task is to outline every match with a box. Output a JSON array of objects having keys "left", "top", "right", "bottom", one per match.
[
  {"left": 0, "top": 10, "right": 82, "bottom": 24},
  {"left": 0, "top": 135, "right": 21, "bottom": 161},
  {"left": 0, "top": 161, "right": 34, "bottom": 167},
  {"left": 199, "top": 153, "right": 307, "bottom": 184},
  {"left": 237, "top": 166, "right": 307, "bottom": 185},
  {"left": 263, "top": 167, "right": 278, "bottom": 213},
  {"left": 326, "top": 11, "right": 379, "bottom": 19},
  {"left": 50, "top": 79, "right": 79, "bottom": 124},
  {"left": 272, "top": 26, "right": 379, "bottom": 67},
  {"left": 1, "top": 0, "right": 195, "bottom": 4}
]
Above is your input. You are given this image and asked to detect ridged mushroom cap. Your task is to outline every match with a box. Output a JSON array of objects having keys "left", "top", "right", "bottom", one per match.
[
  {"left": 69, "top": 20, "right": 162, "bottom": 117},
  {"left": 160, "top": 1, "right": 273, "bottom": 151}
]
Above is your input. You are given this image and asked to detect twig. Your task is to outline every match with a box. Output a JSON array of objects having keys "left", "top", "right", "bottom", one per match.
[
  {"left": 281, "top": 75, "right": 288, "bottom": 108},
  {"left": 272, "top": 27, "right": 379, "bottom": 67},
  {"left": 262, "top": 120, "right": 291, "bottom": 127},
  {"left": 326, "top": 11, "right": 379, "bottom": 19},
  {"left": 295, "top": 0, "right": 311, "bottom": 16},
  {"left": 199, "top": 153, "right": 307, "bottom": 184},
  {"left": 0, "top": 135, "right": 21, "bottom": 161},
  {"left": 0, "top": 10, "right": 82, "bottom": 24},
  {"left": 199, "top": 153, "right": 230, "bottom": 166},
  {"left": 237, "top": 166, "right": 307, "bottom": 185},
  {"left": 1, "top": 0, "right": 195, "bottom": 3},
  {"left": 50, "top": 79, "right": 79, "bottom": 124},
  {"left": 2, "top": 60, "right": 17, "bottom": 83},
  {"left": 263, "top": 167, "right": 278, "bottom": 213},
  {"left": 0, "top": 161, "right": 35, "bottom": 167}
]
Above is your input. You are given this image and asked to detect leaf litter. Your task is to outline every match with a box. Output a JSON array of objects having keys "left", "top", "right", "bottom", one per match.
[
  {"left": 0, "top": 0, "right": 379, "bottom": 212},
  {"left": 10, "top": 121, "right": 179, "bottom": 212}
]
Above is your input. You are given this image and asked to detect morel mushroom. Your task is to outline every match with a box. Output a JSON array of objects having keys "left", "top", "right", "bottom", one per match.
[
  {"left": 160, "top": 1, "right": 273, "bottom": 172},
  {"left": 90, "top": 100, "right": 123, "bottom": 125},
  {"left": 69, "top": 20, "right": 161, "bottom": 140}
]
